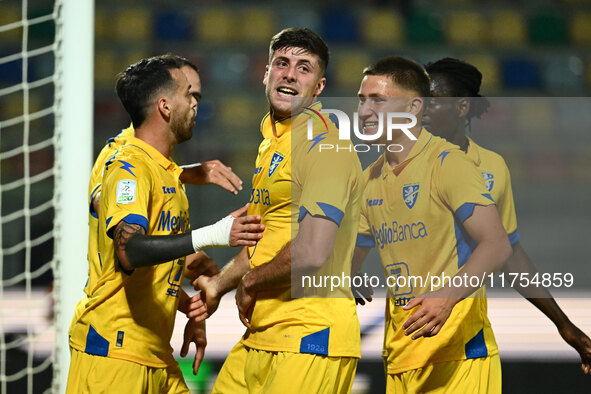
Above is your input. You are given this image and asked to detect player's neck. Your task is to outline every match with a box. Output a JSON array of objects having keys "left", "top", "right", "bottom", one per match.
[
  {"left": 452, "top": 128, "right": 468, "bottom": 152},
  {"left": 134, "top": 124, "right": 174, "bottom": 159}
]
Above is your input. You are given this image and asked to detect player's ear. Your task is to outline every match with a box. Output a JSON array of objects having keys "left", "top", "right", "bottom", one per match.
[
  {"left": 457, "top": 98, "right": 470, "bottom": 118},
  {"left": 313, "top": 77, "right": 326, "bottom": 97},
  {"left": 407, "top": 97, "right": 424, "bottom": 115},
  {"left": 263, "top": 65, "right": 270, "bottom": 86},
  {"left": 158, "top": 97, "right": 171, "bottom": 121}
]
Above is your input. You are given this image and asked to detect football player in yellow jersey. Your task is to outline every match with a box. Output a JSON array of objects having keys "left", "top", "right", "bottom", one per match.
[
  {"left": 352, "top": 56, "right": 512, "bottom": 393},
  {"left": 423, "top": 57, "right": 591, "bottom": 374},
  {"left": 190, "top": 28, "right": 363, "bottom": 393},
  {"left": 79, "top": 56, "right": 241, "bottom": 376},
  {"left": 85, "top": 57, "right": 242, "bottom": 295},
  {"left": 66, "top": 55, "right": 264, "bottom": 394}
]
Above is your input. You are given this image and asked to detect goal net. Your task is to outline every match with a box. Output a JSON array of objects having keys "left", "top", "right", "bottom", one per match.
[{"left": 0, "top": 1, "right": 92, "bottom": 393}]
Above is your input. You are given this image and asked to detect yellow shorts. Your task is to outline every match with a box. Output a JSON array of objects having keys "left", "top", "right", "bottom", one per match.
[
  {"left": 386, "top": 354, "right": 501, "bottom": 394},
  {"left": 66, "top": 348, "right": 189, "bottom": 394},
  {"left": 212, "top": 342, "right": 358, "bottom": 394}
]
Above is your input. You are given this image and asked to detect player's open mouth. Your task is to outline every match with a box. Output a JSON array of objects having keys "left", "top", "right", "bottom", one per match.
[
  {"left": 363, "top": 121, "right": 379, "bottom": 133},
  {"left": 277, "top": 87, "right": 298, "bottom": 96}
]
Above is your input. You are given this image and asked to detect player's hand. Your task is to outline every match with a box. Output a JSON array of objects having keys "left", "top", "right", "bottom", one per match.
[
  {"left": 402, "top": 291, "right": 458, "bottom": 339},
  {"left": 180, "top": 160, "right": 243, "bottom": 194},
  {"left": 228, "top": 204, "right": 264, "bottom": 247},
  {"left": 185, "top": 252, "right": 219, "bottom": 280},
  {"left": 188, "top": 275, "right": 221, "bottom": 319},
  {"left": 180, "top": 317, "right": 207, "bottom": 375},
  {"left": 352, "top": 272, "right": 374, "bottom": 306},
  {"left": 236, "top": 274, "right": 256, "bottom": 329},
  {"left": 184, "top": 292, "right": 209, "bottom": 322},
  {"left": 558, "top": 322, "right": 591, "bottom": 374}
]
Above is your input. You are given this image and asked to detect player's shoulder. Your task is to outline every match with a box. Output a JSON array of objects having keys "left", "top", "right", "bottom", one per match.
[
  {"left": 104, "top": 144, "right": 152, "bottom": 178},
  {"left": 427, "top": 134, "right": 467, "bottom": 167},
  {"left": 470, "top": 140, "right": 509, "bottom": 171}
]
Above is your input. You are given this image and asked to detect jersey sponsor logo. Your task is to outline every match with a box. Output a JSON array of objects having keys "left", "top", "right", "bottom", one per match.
[
  {"left": 249, "top": 188, "right": 270, "bottom": 206},
  {"left": 157, "top": 210, "right": 189, "bottom": 232},
  {"left": 403, "top": 183, "right": 419, "bottom": 209},
  {"left": 254, "top": 166, "right": 262, "bottom": 175},
  {"left": 116, "top": 180, "right": 136, "bottom": 204},
  {"left": 162, "top": 186, "right": 176, "bottom": 194},
  {"left": 372, "top": 220, "right": 428, "bottom": 249},
  {"left": 482, "top": 171, "right": 494, "bottom": 191},
  {"left": 367, "top": 198, "right": 383, "bottom": 207},
  {"left": 268, "top": 151, "right": 284, "bottom": 177}
]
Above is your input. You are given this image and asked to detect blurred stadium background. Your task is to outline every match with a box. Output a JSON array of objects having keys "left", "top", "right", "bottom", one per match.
[{"left": 1, "top": 0, "right": 590, "bottom": 392}]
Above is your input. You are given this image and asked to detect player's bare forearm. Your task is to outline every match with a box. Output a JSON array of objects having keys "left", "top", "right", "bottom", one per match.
[
  {"left": 114, "top": 221, "right": 195, "bottom": 271},
  {"left": 241, "top": 243, "right": 291, "bottom": 293},
  {"left": 503, "top": 242, "right": 554, "bottom": 299},
  {"left": 189, "top": 247, "right": 251, "bottom": 319},
  {"left": 241, "top": 214, "right": 339, "bottom": 293},
  {"left": 184, "top": 251, "right": 219, "bottom": 281}
]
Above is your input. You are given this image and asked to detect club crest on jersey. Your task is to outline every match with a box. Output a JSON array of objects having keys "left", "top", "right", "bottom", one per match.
[
  {"left": 268, "top": 152, "right": 285, "bottom": 177},
  {"left": 482, "top": 171, "right": 494, "bottom": 191},
  {"left": 403, "top": 183, "right": 419, "bottom": 209}
]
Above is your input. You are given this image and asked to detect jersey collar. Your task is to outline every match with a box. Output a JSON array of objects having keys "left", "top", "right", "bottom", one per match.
[
  {"left": 260, "top": 100, "right": 323, "bottom": 139},
  {"left": 125, "top": 136, "right": 182, "bottom": 176},
  {"left": 382, "top": 128, "right": 433, "bottom": 178},
  {"left": 465, "top": 137, "right": 482, "bottom": 166}
]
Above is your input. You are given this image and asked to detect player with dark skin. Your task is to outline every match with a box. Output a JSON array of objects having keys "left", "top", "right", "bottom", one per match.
[{"left": 424, "top": 57, "right": 591, "bottom": 374}]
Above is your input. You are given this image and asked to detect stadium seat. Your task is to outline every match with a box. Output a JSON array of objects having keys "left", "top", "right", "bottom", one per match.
[
  {"left": 113, "top": 8, "right": 151, "bottom": 42},
  {"left": 570, "top": 12, "right": 591, "bottom": 45},
  {"left": 501, "top": 58, "right": 542, "bottom": 90},
  {"left": 240, "top": 9, "right": 276, "bottom": 45},
  {"left": 333, "top": 51, "right": 371, "bottom": 89},
  {"left": 488, "top": 10, "right": 526, "bottom": 47},
  {"left": 406, "top": 11, "right": 444, "bottom": 45},
  {"left": 544, "top": 57, "right": 584, "bottom": 92},
  {"left": 95, "top": 9, "right": 113, "bottom": 41},
  {"left": 362, "top": 10, "right": 404, "bottom": 46},
  {"left": 209, "top": 52, "right": 248, "bottom": 86},
  {"left": 154, "top": 11, "right": 191, "bottom": 41},
  {"left": 218, "top": 95, "right": 260, "bottom": 129},
  {"left": 276, "top": 9, "right": 320, "bottom": 33},
  {"left": 321, "top": 9, "right": 358, "bottom": 43},
  {"left": 529, "top": 11, "right": 568, "bottom": 45},
  {"left": 446, "top": 11, "right": 485, "bottom": 46},
  {"left": 28, "top": 8, "right": 55, "bottom": 44},
  {"left": 0, "top": 49, "right": 22, "bottom": 88},
  {"left": 0, "top": 5, "right": 22, "bottom": 43},
  {"left": 463, "top": 54, "right": 500, "bottom": 92},
  {"left": 94, "top": 49, "right": 120, "bottom": 88},
  {"left": 195, "top": 9, "right": 235, "bottom": 43}
]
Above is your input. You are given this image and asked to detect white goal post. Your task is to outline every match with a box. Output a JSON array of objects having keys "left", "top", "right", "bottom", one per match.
[{"left": 54, "top": 0, "right": 93, "bottom": 392}]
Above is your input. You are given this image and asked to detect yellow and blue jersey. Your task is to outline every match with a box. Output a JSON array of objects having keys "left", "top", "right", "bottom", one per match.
[
  {"left": 241, "top": 101, "right": 363, "bottom": 358},
  {"left": 84, "top": 125, "right": 134, "bottom": 295},
  {"left": 357, "top": 129, "right": 499, "bottom": 375},
  {"left": 70, "top": 136, "right": 189, "bottom": 368},
  {"left": 466, "top": 137, "right": 519, "bottom": 245}
]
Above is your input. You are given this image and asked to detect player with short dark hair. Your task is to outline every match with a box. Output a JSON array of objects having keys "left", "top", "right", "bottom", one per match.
[
  {"left": 353, "top": 56, "right": 511, "bottom": 392},
  {"left": 424, "top": 56, "right": 591, "bottom": 375},
  {"left": 66, "top": 55, "right": 264, "bottom": 393},
  {"left": 193, "top": 28, "right": 364, "bottom": 393}
]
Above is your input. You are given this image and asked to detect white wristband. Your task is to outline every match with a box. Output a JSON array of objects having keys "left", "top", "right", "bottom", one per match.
[{"left": 191, "top": 216, "right": 235, "bottom": 252}]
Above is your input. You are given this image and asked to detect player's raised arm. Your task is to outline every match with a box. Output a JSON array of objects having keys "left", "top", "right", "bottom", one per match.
[{"left": 114, "top": 204, "right": 263, "bottom": 272}]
